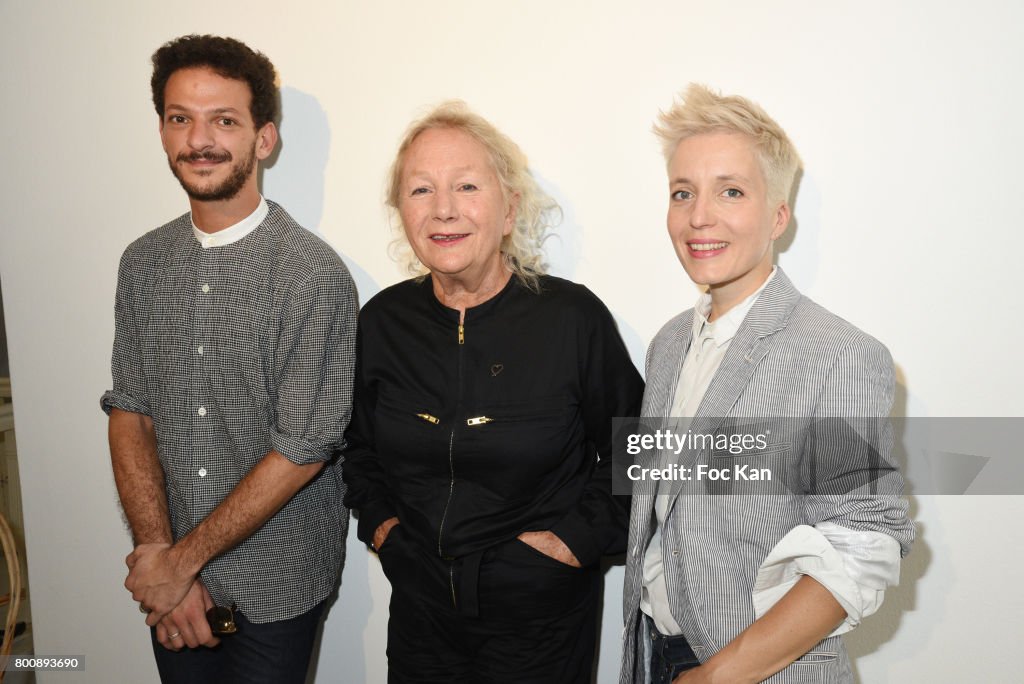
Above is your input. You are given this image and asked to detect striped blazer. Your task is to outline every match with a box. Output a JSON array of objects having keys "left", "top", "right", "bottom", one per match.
[{"left": 619, "top": 269, "right": 914, "bottom": 684}]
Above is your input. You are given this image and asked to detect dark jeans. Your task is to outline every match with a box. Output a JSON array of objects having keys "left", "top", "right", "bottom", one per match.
[
  {"left": 380, "top": 526, "right": 601, "bottom": 684},
  {"left": 150, "top": 601, "right": 326, "bottom": 684},
  {"left": 649, "top": 621, "right": 700, "bottom": 684}
]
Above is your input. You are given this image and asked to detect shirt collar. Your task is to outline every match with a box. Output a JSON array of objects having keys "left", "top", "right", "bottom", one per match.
[
  {"left": 192, "top": 196, "right": 268, "bottom": 249},
  {"left": 691, "top": 267, "right": 778, "bottom": 348}
]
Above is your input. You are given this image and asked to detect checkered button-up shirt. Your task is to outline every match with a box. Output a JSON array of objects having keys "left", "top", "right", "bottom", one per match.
[{"left": 101, "top": 199, "right": 357, "bottom": 622}]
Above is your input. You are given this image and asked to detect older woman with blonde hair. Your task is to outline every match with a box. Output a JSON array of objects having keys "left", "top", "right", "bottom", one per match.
[{"left": 343, "top": 101, "right": 643, "bottom": 683}]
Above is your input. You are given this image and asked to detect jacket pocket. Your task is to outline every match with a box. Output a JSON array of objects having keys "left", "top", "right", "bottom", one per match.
[
  {"left": 463, "top": 395, "right": 572, "bottom": 427},
  {"left": 377, "top": 391, "right": 444, "bottom": 427}
]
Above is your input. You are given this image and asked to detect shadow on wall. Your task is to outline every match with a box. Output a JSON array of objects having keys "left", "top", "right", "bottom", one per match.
[
  {"left": 535, "top": 171, "right": 582, "bottom": 282},
  {"left": 259, "top": 86, "right": 379, "bottom": 684},
  {"left": 262, "top": 86, "right": 381, "bottom": 307},
  {"left": 775, "top": 168, "right": 823, "bottom": 291},
  {"left": 539, "top": 172, "right": 646, "bottom": 370},
  {"left": 846, "top": 366, "right": 931, "bottom": 682}
]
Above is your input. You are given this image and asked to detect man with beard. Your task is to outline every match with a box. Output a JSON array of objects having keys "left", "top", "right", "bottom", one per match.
[{"left": 100, "top": 35, "right": 356, "bottom": 683}]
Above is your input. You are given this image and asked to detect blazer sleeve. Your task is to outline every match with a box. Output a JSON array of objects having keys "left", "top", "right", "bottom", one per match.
[{"left": 803, "top": 335, "right": 915, "bottom": 556}]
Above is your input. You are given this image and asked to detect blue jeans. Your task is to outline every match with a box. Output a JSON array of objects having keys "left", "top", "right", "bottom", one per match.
[
  {"left": 151, "top": 601, "right": 325, "bottom": 684},
  {"left": 649, "top": 623, "right": 700, "bottom": 684}
]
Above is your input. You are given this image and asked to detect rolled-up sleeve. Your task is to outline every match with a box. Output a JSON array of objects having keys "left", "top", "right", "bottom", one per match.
[
  {"left": 753, "top": 333, "right": 915, "bottom": 635},
  {"left": 270, "top": 264, "right": 357, "bottom": 465},
  {"left": 101, "top": 246, "right": 150, "bottom": 417},
  {"left": 752, "top": 522, "right": 902, "bottom": 636}
]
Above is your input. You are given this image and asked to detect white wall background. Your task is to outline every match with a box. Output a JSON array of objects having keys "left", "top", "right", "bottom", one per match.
[{"left": 1, "top": 0, "right": 1022, "bottom": 681}]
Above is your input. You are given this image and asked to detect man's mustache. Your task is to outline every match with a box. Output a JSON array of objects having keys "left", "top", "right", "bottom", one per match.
[{"left": 176, "top": 150, "right": 232, "bottom": 163}]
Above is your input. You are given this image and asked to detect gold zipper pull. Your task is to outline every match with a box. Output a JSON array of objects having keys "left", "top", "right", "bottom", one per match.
[
  {"left": 416, "top": 413, "right": 440, "bottom": 425},
  {"left": 466, "top": 416, "right": 492, "bottom": 426},
  {"left": 458, "top": 323, "right": 465, "bottom": 345}
]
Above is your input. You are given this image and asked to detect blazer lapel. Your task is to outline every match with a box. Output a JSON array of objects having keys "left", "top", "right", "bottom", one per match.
[
  {"left": 630, "top": 310, "right": 695, "bottom": 562},
  {"left": 664, "top": 269, "right": 802, "bottom": 502},
  {"left": 641, "top": 313, "right": 694, "bottom": 419}
]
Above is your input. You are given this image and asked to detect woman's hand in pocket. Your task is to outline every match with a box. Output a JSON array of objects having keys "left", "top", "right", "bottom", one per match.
[
  {"left": 516, "top": 530, "right": 581, "bottom": 567},
  {"left": 373, "top": 517, "right": 400, "bottom": 551}
]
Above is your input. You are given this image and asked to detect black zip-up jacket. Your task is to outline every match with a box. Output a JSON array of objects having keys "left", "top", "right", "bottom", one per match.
[{"left": 342, "top": 274, "right": 644, "bottom": 567}]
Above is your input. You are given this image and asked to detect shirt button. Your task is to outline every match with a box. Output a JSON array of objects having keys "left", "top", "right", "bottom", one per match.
[
  {"left": 198, "top": 468, "right": 207, "bottom": 477},
  {"left": 198, "top": 406, "right": 207, "bottom": 417},
  {"left": 197, "top": 346, "right": 204, "bottom": 355},
  {"left": 202, "top": 283, "right": 210, "bottom": 293},
  {"left": 671, "top": 549, "right": 680, "bottom": 557}
]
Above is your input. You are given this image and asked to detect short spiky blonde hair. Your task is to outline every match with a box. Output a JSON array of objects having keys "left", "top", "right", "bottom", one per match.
[
  {"left": 654, "top": 84, "right": 801, "bottom": 203},
  {"left": 386, "top": 100, "right": 559, "bottom": 291}
]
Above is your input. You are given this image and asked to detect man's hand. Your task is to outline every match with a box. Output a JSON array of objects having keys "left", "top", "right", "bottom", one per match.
[
  {"left": 517, "top": 530, "right": 582, "bottom": 568},
  {"left": 154, "top": 580, "right": 220, "bottom": 651},
  {"left": 125, "top": 542, "right": 196, "bottom": 626},
  {"left": 373, "top": 517, "right": 400, "bottom": 551}
]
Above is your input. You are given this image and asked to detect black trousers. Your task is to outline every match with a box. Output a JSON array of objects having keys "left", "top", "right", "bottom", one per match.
[{"left": 379, "top": 525, "right": 601, "bottom": 684}]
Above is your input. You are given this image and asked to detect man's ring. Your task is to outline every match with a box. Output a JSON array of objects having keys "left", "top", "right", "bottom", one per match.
[
  {"left": 168, "top": 632, "right": 181, "bottom": 639},
  {"left": 139, "top": 604, "right": 151, "bottom": 614}
]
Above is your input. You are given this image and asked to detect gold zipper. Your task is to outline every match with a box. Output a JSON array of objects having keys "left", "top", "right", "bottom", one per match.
[
  {"left": 438, "top": 430, "right": 455, "bottom": 559},
  {"left": 466, "top": 416, "right": 493, "bottom": 426},
  {"left": 458, "top": 323, "right": 464, "bottom": 345},
  {"left": 416, "top": 413, "right": 440, "bottom": 424}
]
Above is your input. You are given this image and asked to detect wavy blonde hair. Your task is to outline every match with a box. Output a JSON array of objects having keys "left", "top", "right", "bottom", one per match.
[
  {"left": 653, "top": 84, "right": 801, "bottom": 203},
  {"left": 386, "top": 101, "right": 559, "bottom": 291}
]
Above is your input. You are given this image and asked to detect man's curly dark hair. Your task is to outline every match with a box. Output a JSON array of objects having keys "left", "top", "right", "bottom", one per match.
[{"left": 151, "top": 34, "right": 278, "bottom": 129}]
